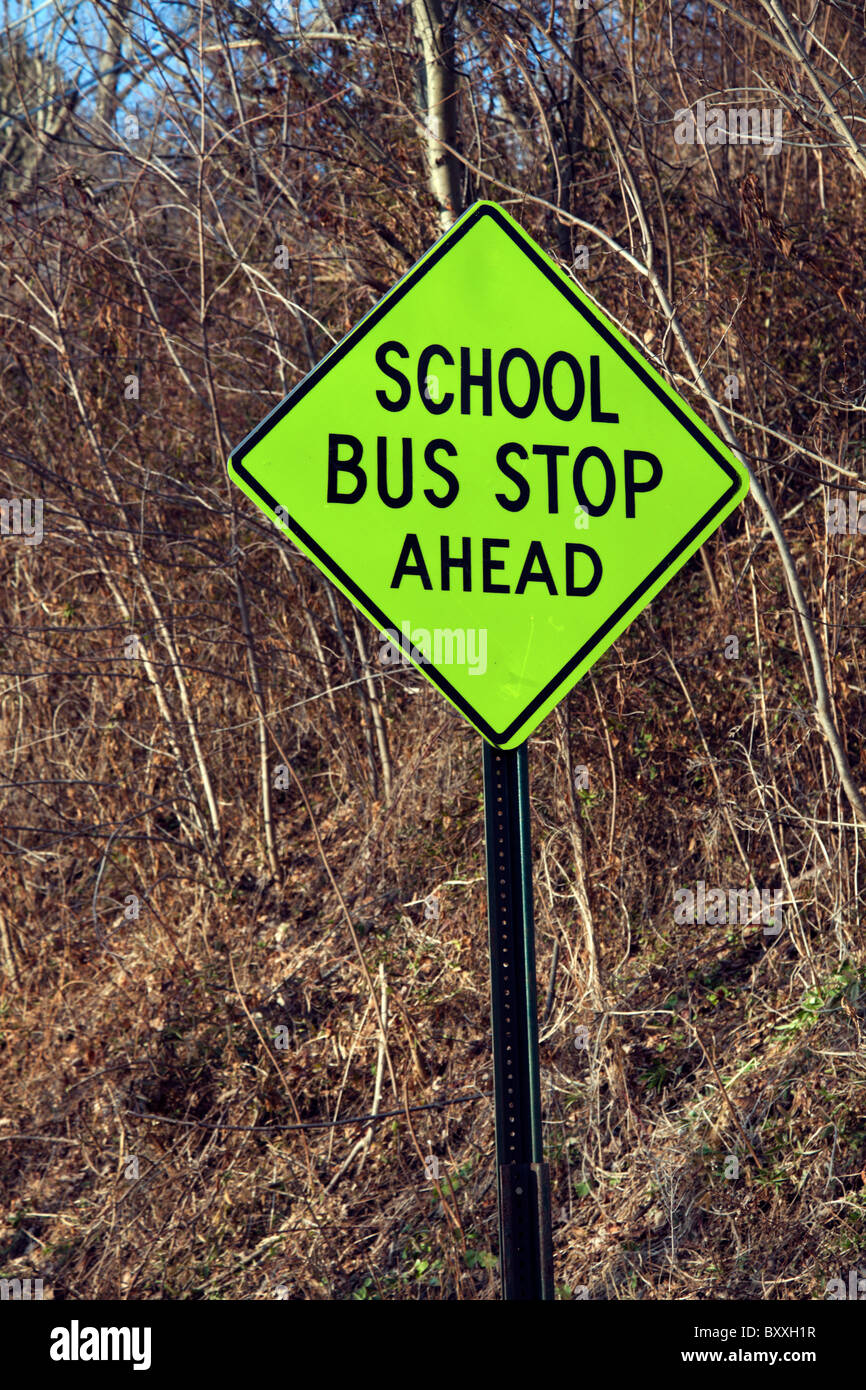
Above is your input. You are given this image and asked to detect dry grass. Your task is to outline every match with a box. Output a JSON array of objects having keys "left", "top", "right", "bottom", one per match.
[{"left": 2, "top": 540, "right": 865, "bottom": 1300}]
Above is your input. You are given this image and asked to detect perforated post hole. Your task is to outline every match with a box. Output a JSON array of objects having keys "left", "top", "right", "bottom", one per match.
[
  {"left": 483, "top": 742, "right": 552, "bottom": 1299},
  {"left": 488, "top": 749, "right": 521, "bottom": 1161}
]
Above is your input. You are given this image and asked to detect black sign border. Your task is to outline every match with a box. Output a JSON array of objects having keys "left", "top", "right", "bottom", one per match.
[{"left": 229, "top": 202, "right": 744, "bottom": 747}]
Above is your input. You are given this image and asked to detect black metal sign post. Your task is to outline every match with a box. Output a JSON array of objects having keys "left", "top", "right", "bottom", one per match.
[{"left": 483, "top": 742, "right": 554, "bottom": 1301}]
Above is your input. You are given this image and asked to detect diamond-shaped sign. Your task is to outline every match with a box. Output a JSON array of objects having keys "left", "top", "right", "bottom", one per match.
[{"left": 229, "top": 201, "right": 748, "bottom": 748}]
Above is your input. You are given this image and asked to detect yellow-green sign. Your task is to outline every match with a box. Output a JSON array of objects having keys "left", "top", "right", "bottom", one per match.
[{"left": 229, "top": 201, "right": 749, "bottom": 748}]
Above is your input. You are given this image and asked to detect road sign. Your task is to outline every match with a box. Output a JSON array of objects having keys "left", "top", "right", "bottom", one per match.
[
  {"left": 229, "top": 201, "right": 750, "bottom": 1302},
  {"left": 229, "top": 199, "right": 748, "bottom": 749}
]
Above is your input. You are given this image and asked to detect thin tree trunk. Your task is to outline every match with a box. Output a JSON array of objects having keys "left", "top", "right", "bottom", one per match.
[{"left": 411, "top": 0, "right": 463, "bottom": 233}]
